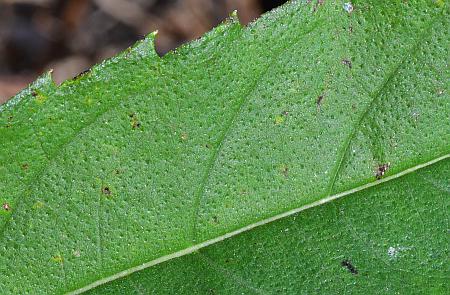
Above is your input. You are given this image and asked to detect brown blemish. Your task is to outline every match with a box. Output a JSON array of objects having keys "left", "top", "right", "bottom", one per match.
[
  {"left": 21, "top": 163, "right": 29, "bottom": 170},
  {"left": 280, "top": 164, "right": 289, "bottom": 177},
  {"left": 180, "top": 132, "right": 188, "bottom": 141},
  {"left": 2, "top": 203, "right": 11, "bottom": 211},
  {"left": 317, "top": 94, "right": 325, "bottom": 110},
  {"left": 31, "top": 90, "right": 38, "bottom": 97},
  {"left": 376, "top": 163, "right": 390, "bottom": 180},
  {"left": 101, "top": 186, "right": 112, "bottom": 195},
  {"left": 341, "top": 259, "right": 358, "bottom": 274},
  {"left": 129, "top": 113, "right": 141, "bottom": 129},
  {"left": 342, "top": 59, "right": 352, "bottom": 69}
]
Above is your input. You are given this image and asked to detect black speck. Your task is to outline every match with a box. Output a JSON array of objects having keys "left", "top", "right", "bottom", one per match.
[
  {"left": 376, "top": 163, "right": 390, "bottom": 180},
  {"left": 341, "top": 259, "right": 358, "bottom": 274},
  {"left": 73, "top": 68, "right": 90, "bottom": 80},
  {"left": 342, "top": 59, "right": 352, "bottom": 69},
  {"left": 317, "top": 94, "right": 325, "bottom": 109},
  {"left": 2, "top": 203, "right": 11, "bottom": 211},
  {"left": 101, "top": 186, "right": 111, "bottom": 195}
]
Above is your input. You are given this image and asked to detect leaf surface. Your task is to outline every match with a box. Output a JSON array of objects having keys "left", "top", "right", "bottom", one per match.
[{"left": 0, "top": 0, "right": 448, "bottom": 294}]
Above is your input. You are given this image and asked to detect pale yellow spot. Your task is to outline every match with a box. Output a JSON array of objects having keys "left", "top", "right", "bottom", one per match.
[
  {"left": 275, "top": 115, "right": 285, "bottom": 125},
  {"left": 84, "top": 97, "right": 94, "bottom": 106},
  {"left": 51, "top": 254, "right": 64, "bottom": 263},
  {"left": 35, "top": 93, "right": 47, "bottom": 104},
  {"left": 32, "top": 201, "right": 44, "bottom": 209}
]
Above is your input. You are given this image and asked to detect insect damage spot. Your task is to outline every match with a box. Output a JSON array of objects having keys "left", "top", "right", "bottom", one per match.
[
  {"left": 342, "top": 59, "right": 352, "bottom": 69},
  {"left": 317, "top": 94, "right": 325, "bottom": 110},
  {"left": 376, "top": 163, "right": 390, "bottom": 180},
  {"left": 279, "top": 164, "right": 289, "bottom": 177},
  {"left": 341, "top": 259, "right": 358, "bottom": 274},
  {"left": 32, "top": 89, "right": 47, "bottom": 104},
  {"left": 21, "top": 163, "right": 29, "bottom": 170},
  {"left": 101, "top": 186, "right": 112, "bottom": 196},
  {"left": 129, "top": 113, "right": 141, "bottom": 129},
  {"left": 2, "top": 203, "right": 11, "bottom": 211}
]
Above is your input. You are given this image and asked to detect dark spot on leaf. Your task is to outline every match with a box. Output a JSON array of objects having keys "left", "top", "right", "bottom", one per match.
[
  {"left": 342, "top": 59, "right": 352, "bottom": 69},
  {"left": 129, "top": 113, "right": 141, "bottom": 129},
  {"left": 31, "top": 90, "right": 38, "bottom": 97},
  {"left": 212, "top": 216, "right": 218, "bottom": 223},
  {"left": 341, "top": 259, "right": 358, "bottom": 274},
  {"left": 101, "top": 186, "right": 111, "bottom": 195},
  {"left": 349, "top": 26, "right": 353, "bottom": 33},
  {"left": 317, "top": 94, "right": 325, "bottom": 109},
  {"left": 73, "top": 69, "right": 91, "bottom": 80},
  {"left": 2, "top": 203, "right": 11, "bottom": 211},
  {"left": 7, "top": 116, "right": 13, "bottom": 121},
  {"left": 280, "top": 164, "right": 289, "bottom": 177},
  {"left": 205, "top": 143, "right": 211, "bottom": 149},
  {"left": 21, "top": 163, "right": 29, "bottom": 170},
  {"left": 376, "top": 163, "right": 390, "bottom": 180}
]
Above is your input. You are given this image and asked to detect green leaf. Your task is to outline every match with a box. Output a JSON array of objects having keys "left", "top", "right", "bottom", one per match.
[{"left": 0, "top": 0, "right": 448, "bottom": 294}]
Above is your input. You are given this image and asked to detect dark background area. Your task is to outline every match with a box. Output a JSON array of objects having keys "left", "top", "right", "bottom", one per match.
[{"left": 0, "top": 0, "right": 288, "bottom": 103}]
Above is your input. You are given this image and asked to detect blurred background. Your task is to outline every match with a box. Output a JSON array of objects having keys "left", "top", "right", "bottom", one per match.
[{"left": 0, "top": 0, "right": 288, "bottom": 103}]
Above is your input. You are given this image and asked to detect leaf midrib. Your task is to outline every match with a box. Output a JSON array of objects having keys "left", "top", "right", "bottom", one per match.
[
  {"left": 67, "top": 154, "right": 449, "bottom": 295},
  {"left": 1, "top": 6, "right": 444, "bottom": 295},
  {"left": 69, "top": 10, "right": 446, "bottom": 295}
]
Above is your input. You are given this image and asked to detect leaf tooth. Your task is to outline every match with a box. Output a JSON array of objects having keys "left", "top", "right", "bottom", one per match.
[
  {"left": 124, "top": 30, "right": 159, "bottom": 60},
  {"left": 228, "top": 10, "right": 242, "bottom": 26}
]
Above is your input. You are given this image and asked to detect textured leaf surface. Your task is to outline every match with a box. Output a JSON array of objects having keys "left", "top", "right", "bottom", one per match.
[{"left": 0, "top": 0, "right": 448, "bottom": 294}]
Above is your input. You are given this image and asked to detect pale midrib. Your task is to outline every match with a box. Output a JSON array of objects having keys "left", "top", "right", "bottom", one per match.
[
  {"left": 69, "top": 10, "right": 448, "bottom": 294},
  {"left": 67, "top": 154, "right": 449, "bottom": 295}
]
